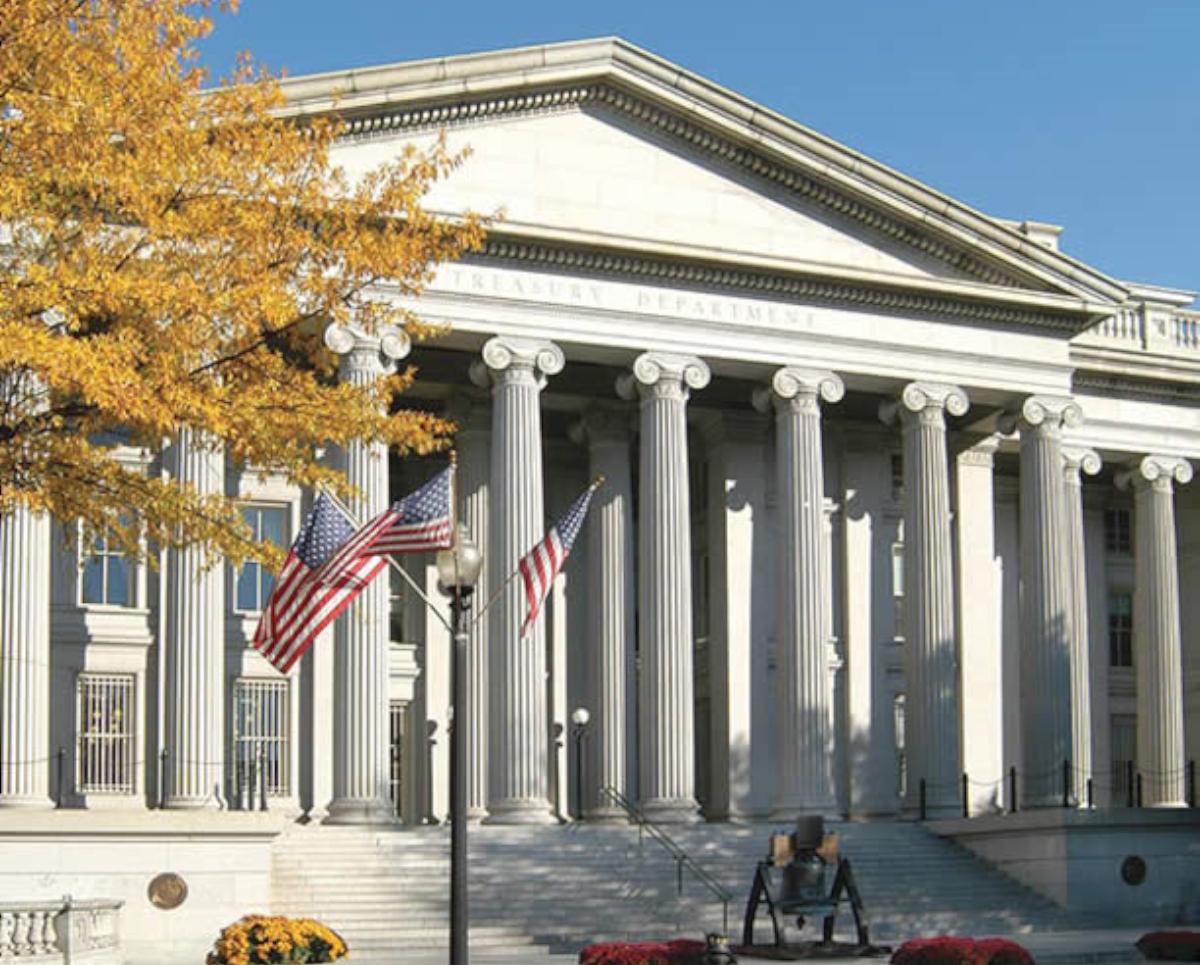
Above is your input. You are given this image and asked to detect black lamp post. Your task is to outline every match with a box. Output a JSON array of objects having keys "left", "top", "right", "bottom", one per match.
[
  {"left": 436, "top": 524, "right": 482, "bottom": 965},
  {"left": 570, "top": 706, "right": 590, "bottom": 820}
]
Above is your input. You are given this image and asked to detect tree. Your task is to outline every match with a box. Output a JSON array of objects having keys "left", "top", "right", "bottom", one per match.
[{"left": 0, "top": 0, "right": 484, "bottom": 565}]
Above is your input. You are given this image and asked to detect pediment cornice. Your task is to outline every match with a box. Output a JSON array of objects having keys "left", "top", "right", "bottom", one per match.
[
  {"left": 280, "top": 38, "right": 1132, "bottom": 311},
  {"left": 468, "top": 229, "right": 1103, "bottom": 335}
]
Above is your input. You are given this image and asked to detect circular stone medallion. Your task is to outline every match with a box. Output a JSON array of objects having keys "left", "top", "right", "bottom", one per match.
[
  {"left": 147, "top": 872, "right": 188, "bottom": 909},
  {"left": 1120, "top": 855, "right": 1147, "bottom": 886}
]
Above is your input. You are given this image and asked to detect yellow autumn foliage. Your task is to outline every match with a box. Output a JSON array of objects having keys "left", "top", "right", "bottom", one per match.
[{"left": 0, "top": 0, "right": 485, "bottom": 565}]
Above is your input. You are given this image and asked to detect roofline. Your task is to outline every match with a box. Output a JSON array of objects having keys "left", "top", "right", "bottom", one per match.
[{"left": 276, "top": 37, "right": 1133, "bottom": 307}]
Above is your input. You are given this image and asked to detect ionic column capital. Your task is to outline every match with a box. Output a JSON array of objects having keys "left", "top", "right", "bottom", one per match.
[
  {"left": 469, "top": 336, "right": 564, "bottom": 390},
  {"left": 1117, "top": 455, "right": 1194, "bottom": 494},
  {"left": 879, "top": 382, "right": 969, "bottom": 428},
  {"left": 617, "top": 352, "right": 710, "bottom": 403},
  {"left": 1062, "top": 446, "right": 1102, "bottom": 487},
  {"left": 753, "top": 367, "right": 844, "bottom": 415},
  {"left": 324, "top": 323, "right": 411, "bottom": 379},
  {"left": 999, "top": 395, "right": 1083, "bottom": 437}
]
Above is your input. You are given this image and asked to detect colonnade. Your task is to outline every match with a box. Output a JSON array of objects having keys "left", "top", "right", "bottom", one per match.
[{"left": 1, "top": 340, "right": 1195, "bottom": 816}]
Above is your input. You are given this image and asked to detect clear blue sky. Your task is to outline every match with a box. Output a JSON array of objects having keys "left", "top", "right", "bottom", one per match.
[{"left": 200, "top": 0, "right": 1200, "bottom": 302}]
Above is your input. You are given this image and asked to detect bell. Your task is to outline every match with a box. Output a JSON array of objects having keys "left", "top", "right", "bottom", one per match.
[
  {"left": 704, "top": 932, "right": 737, "bottom": 965},
  {"left": 779, "top": 851, "right": 826, "bottom": 911}
]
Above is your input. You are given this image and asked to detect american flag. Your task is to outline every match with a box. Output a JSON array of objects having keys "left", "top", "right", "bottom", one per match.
[
  {"left": 519, "top": 483, "right": 597, "bottom": 636},
  {"left": 253, "top": 493, "right": 388, "bottom": 674},
  {"left": 363, "top": 466, "right": 454, "bottom": 557}
]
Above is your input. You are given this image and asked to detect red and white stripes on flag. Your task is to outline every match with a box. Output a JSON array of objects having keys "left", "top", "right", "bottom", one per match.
[
  {"left": 518, "top": 484, "right": 597, "bottom": 636},
  {"left": 253, "top": 494, "right": 389, "bottom": 674}
]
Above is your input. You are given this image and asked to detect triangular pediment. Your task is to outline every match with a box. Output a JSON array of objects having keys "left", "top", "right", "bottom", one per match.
[{"left": 285, "top": 38, "right": 1131, "bottom": 321}]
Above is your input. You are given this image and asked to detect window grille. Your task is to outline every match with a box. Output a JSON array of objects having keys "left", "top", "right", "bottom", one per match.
[
  {"left": 1108, "top": 592, "right": 1133, "bottom": 668},
  {"left": 389, "top": 702, "right": 405, "bottom": 817},
  {"left": 80, "top": 528, "right": 134, "bottom": 607},
  {"left": 1111, "top": 715, "right": 1136, "bottom": 804},
  {"left": 1105, "top": 508, "right": 1132, "bottom": 555},
  {"left": 77, "top": 674, "right": 135, "bottom": 794},
  {"left": 235, "top": 505, "right": 287, "bottom": 612},
  {"left": 233, "top": 679, "right": 290, "bottom": 796}
]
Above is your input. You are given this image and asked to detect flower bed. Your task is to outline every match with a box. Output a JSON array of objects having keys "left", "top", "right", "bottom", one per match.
[
  {"left": 891, "top": 936, "right": 1035, "bottom": 965},
  {"left": 579, "top": 938, "right": 706, "bottom": 965},
  {"left": 207, "top": 915, "right": 348, "bottom": 965},
  {"left": 1137, "top": 931, "right": 1200, "bottom": 962}
]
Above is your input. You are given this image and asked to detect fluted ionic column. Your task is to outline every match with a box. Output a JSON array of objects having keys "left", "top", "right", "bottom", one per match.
[
  {"left": 1001, "top": 396, "right": 1081, "bottom": 806},
  {"left": 880, "top": 382, "right": 968, "bottom": 816},
  {"left": 1117, "top": 454, "right": 1193, "bottom": 807},
  {"left": 472, "top": 337, "right": 564, "bottom": 824},
  {"left": 164, "top": 426, "right": 226, "bottom": 808},
  {"left": 571, "top": 405, "right": 635, "bottom": 821},
  {"left": 754, "top": 367, "right": 843, "bottom": 818},
  {"left": 619, "top": 352, "right": 710, "bottom": 823},
  {"left": 1063, "top": 446, "right": 1101, "bottom": 805},
  {"left": 448, "top": 391, "right": 491, "bottom": 822},
  {"left": 0, "top": 502, "right": 51, "bottom": 808},
  {"left": 324, "top": 323, "right": 410, "bottom": 824}
]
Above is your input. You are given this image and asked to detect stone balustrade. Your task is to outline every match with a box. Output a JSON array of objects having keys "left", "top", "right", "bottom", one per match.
[
  {"left": 1074, "top": 304, "right": 1200, "bottom": 356},
  {"left": 0, "top": 898, "right": 122, "bottom": 964}
]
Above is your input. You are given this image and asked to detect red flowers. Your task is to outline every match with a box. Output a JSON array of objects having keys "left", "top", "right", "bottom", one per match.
[
  {"left": 891, "top": 936, "right": 1035, "bottom": 965},
  {"left": 579, "top": 939, "right": 707, "bottom": 965},
  {"left": 1136, "top": 931, "right": 1200, "bottom": 961}
]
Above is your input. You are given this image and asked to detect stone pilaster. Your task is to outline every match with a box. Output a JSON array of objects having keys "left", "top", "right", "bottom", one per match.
[
  {"left": 571, "top": 405, "right": 635, "bottom": 821},
  {"left": 447, "top": 391, "right": 491, "bottom": 822},
  {"left": 1001, "top": 396, "right": 1081, "bottom": 807},
  {"left": 0, "top": 502, "right": 51, "bottom": 808},
  {"left": 1117, "top": 454, "right": 1193, "bottom": 807},
  {"left": 163, "top": 426, "right": 226, "bottom": 808},
  {"left": 755, "top": 367, "right": 843, "bottom": 818},
  {"left": 323, "top": 323, "right": 410, "bottom": 824},
  {"left": 880, "top": 382, "right": 968, "bottom": 816},
  {"left": 1063, "top": 446, "right": 1101, "bottom": 805},
  {"left": 472, "top": 336, "right": 564, "bottom": 824},
  {"left": 618, "top": 352, "right": 710, "bottom": 823}
]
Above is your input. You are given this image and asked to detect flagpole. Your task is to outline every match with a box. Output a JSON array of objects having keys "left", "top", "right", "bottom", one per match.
[
  {"left": 316, "top": 484, "right": 454, "bottom": 634},
  {"left": 469, "top": 474, "right": 606, "bottom": 628}
]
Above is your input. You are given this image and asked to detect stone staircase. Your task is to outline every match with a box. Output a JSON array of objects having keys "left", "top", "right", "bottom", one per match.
[{"left": 271, "top": 820, "right": 1093, "bottom": 964}]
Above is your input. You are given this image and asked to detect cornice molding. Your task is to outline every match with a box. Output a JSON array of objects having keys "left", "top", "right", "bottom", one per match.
[
  {"left": 1074, "top": 372, "right": 1200, "bottom": 406},
  {"left": 338, "top": 82, "right": 1038, "bottom": 293},
  {"left": 468, "top": 239, "right": 1086, "bottom": 333}
]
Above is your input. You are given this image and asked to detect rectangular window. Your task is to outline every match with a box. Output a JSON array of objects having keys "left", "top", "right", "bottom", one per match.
[
  {"left": 233, "top": 678, "right": 290, "bottom": 797},
  {"left": 80, "top": 528, "right": 134, "bottom": 608},
  {"left": 1109, "top": 592, "right": 1133, "bottom": 667},
  {"left": 892, "top": 542, "right": 905, "bottom": 638},
  {"left": 1105, "top": 508, "right": 1132, "bottom": 555},
  {"left": 890, "top": 454, "right": 904, "bottom": 501},
  {"left": 77, "top": 674, "right": 135, "bottom": 794},
  {"left": 235, "top": 505, "right": 288, "bottom": 612}
]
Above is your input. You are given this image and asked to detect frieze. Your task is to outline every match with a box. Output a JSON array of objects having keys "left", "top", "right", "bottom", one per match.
[{"left": 432, "top": 262, "right": 1079, "bottom": 335}]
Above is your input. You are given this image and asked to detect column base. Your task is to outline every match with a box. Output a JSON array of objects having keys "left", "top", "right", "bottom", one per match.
[
  {"left": 0, "top": 794, "right": 54, "bottom": 810},
  {"left": 483, "top": 798, "right": 557, "bottom": 825},
  {"left": 639, "top": 797, "right": 702, "bottom": 824},
  {"left": 161, "top": 795, "right": 224, "bottom": 811},
  {"left": 583, "top": 805, "right": 631, "bottom": 824},
  {"left": 466, "top": 805, "right": 490, "bottom": 824},
  {"left": 769, "top": 800, "right": 840, "bottom": 823},
  {"left": 324, "top": 798, "right": 397, "bottom": 825}
]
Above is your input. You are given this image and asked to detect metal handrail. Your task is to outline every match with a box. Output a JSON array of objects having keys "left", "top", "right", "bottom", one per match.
[{"left": 599, "top": 785, "right": 732, "bottom": 933}]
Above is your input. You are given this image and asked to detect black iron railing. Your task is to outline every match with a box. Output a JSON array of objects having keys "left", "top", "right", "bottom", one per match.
[{"left": 598, "top": 785, "right": 732, "bottom": 933}]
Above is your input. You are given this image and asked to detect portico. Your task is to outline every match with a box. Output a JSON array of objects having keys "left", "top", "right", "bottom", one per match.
[{"left": 3, "top": 38, "right": 1199, "bottom": 834}]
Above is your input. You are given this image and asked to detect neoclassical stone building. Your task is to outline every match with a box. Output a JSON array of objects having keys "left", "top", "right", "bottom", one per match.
[{"left": 3, "top": 38, "right": 1199, "bottom": 849}]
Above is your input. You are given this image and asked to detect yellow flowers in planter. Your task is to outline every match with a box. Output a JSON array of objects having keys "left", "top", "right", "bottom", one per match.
[{"left": 207, "top": 915, "right": 348, "bottom": 965}]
